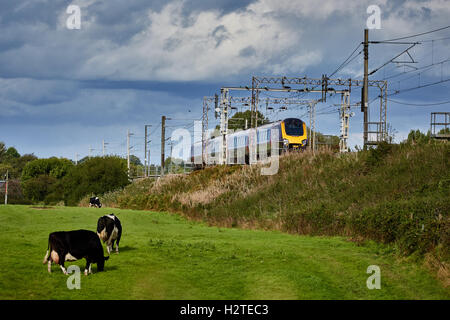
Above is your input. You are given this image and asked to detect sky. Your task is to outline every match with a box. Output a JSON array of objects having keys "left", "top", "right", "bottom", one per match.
[{"left": 1, "top": 0, "right": 449, "bottom": 164}]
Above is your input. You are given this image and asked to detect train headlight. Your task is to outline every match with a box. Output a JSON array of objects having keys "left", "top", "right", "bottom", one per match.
[
  {"left": 283, "top": 139, "right": 289, "bottom": 146},
  {"left": 302, "top": 139, "right": 307, "bottom": 146}
]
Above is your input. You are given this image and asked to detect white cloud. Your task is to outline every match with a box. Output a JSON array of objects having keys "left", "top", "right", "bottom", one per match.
[{"left": 77, "top": 0, "right": 323, "bottom": 81}]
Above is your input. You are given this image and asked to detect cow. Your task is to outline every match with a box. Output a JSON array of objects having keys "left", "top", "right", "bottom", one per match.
[
  {"left": 43, "top": 230, "right": 109, "bottom": 275},
  {"left": 89, "top": 197, "right": 102, "bottom": 208},
  {"left": 97, "top": 214, "right": 122, "bottom": 254}
]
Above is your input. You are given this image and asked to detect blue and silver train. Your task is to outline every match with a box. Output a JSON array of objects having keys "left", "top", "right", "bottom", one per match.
[{"left": 191, "top": 118, "right": 307, "bottom": 165}]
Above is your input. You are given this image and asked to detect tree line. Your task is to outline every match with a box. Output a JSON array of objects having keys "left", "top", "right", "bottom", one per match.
[{"left": 0, "top": 142, "right": 130, "bottom": 206}]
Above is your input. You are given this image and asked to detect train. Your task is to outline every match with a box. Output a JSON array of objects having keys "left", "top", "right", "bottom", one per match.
[{"left": 191, "top": 117, "right": 307, "bottom": 166}]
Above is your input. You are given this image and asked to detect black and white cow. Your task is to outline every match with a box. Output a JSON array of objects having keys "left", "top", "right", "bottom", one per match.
[
  {"left": 97, "top": 214, "right": 122, "bottom": 254},
  {"left": 43, "top": 230, "right": 109, "bottom": 275},
  {"left": 89, "top": 197, "right": 102, "bottom": 208}
]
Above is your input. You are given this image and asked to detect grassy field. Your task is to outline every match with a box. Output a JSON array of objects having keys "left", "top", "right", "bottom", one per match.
[{"left": 0, "top": 205, "right": 448, "bottom": 300}]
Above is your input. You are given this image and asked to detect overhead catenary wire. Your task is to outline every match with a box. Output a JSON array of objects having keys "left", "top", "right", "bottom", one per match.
[
  {"left": 388, "top": 77, "right": 450, "bottom": 96},
  {"left": 369, "top": 43, "right": 418, "bottom": 76},
  {"left": 291, "top": 41, "right": 363, "bottom": 100},
  {"left": 374, "top": 25, "right": 450, "bottom": 42},
  {"left": 383, "top": 57, "right": 450, "bottom": 81},
  {"left": 387, "top": 98, "right": 450, "bottom": 106},
  {"left": 329, "top": 43, "right": 363, "bottom": 78}
]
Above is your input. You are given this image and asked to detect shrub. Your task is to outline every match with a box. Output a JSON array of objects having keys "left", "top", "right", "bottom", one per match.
[
  {"left": 20, "top": 157, "right": 73, "bottom": 204},
  {"left": 22, "top": 174, "right": 58, "bottom": 203},
  {"left": 21, "top": 157, "right": 73, "bottom": 181},
  {"left": 350, "top": 198, "right": 449, "bottom": 255},
  {"left": 62, "top": 156, "right": 129, "bottom": 206}
]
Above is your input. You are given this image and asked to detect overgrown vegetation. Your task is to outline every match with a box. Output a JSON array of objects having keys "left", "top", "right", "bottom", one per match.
[{"left": 87, "top": 132, "right": 449, "bottom": 281}]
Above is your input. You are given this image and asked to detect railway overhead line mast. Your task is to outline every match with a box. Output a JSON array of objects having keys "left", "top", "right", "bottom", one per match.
[{"left": 250, "top": 76, "right": 388, "bottom": 149}]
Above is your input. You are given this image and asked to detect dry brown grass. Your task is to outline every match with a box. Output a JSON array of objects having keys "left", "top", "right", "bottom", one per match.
[{"left": 424, "top": 251, "right": 450, "bottom": 288}]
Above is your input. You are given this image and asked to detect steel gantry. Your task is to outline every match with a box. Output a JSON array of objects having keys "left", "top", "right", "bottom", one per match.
[{"left": 250, "top": 76, "right": 388, "bottom": 148}]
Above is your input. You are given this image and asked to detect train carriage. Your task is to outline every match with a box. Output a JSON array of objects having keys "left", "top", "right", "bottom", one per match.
[{"left": 191, "top": 117, "right": 307, "bottom": 166}]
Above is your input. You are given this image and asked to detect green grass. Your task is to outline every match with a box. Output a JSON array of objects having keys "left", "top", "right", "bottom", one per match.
[{"left": 0, "top": 205, "right": 448, "bottom": 300}]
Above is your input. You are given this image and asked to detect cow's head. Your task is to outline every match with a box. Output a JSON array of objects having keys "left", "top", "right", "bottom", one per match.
[
  {"left": 97, "top": 256, "right": 109, "bottom": 271},
  {"left": 97, "top": 217, "right": 108, "bottom": 240}
]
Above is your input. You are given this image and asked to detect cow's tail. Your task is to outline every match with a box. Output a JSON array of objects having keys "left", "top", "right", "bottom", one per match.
[{"left": 42, "top": 239, "right": 51, "bottom": 264}]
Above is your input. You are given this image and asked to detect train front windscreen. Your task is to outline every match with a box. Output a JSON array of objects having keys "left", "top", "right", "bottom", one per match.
[{"left": 284, "top": 118, "right": 304, "bottom": 136}]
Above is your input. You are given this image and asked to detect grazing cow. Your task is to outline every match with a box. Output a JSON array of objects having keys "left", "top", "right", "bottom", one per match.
[
  {"left": 97, "top": 214, "right": 122, "bottom": 254},
  {"left": 43, "top": 230, "right": 109, "bottom": 275},
  {"left": 89, "top": 197, "right": 102, "bottom": 208}
]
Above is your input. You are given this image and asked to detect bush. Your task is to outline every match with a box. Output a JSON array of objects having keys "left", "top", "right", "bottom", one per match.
[
  {"left": 406, "top": 129, "right": 431, "bottom": 144},
  {"left": 22, "top": 174, "right": 58, "bottom": 203},
  {"left": 20, "top": 158, "right": 73, "bottom": 204},
  {"left": 364, "top": 141, "right": 393, "bottom": 167},
  {"left": 350, "top": 198, "right": 449, "bottom": 255},
  {"left": 21, "top": 157, "right": 73, "bottom": 181},
  {"left": 62, "top": 156, "right": 129, "bottom": 206}
]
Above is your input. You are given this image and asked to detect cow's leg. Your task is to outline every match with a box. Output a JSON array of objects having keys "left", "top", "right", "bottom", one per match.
[
  {"left": 106, "top": 241, "right": 112, "bottom": 254},
  {"left": 59, "top": 253, "right": 67, "bottom": 275},
  {"left": 84, "top": 259, "right": 91, "bottom": 276},
  {"left": 43, "top": 250, "right": 49, "bottom": 264},
  {"left": 48, "top": 250, "right": 60, "bottom": 273},
  {"left": 60, "top": 265, "right": 67, "bottom": 275},
  {"left": 115, "top": 232, "right": 121, "bottom": 253},
  {"left": 43, "top": 249, "right": 52, "bottom": 273},
  {"left": 111, "top": 239, "right": 118, "bottom": 254}
]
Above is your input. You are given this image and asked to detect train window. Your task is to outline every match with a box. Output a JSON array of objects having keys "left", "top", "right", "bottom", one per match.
[{"left": 284, "top": 118, "right": 304, "bottom": 136}]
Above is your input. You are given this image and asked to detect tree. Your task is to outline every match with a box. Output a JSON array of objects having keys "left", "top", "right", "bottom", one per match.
[
  {"left": 5, "top": 147, "right": 20, "bottom": 160},
  {"left": 9, "top": 154, "right": 37, "bottom": 179},
  {"left": 129, "top": 155, "right": 142, "bottom": 166},
  {"left": 0, "top": 145, "right": 20, "bottom": 163},
  {"left": 61, "top": 156, "right": 130, "bottom": 206},
  {"left": 215, "top": 110, "right": 270, "bottom": 133},
  {"left": 438, "top": 127, "right": 449, "bottom": 135},
  {"left": 405, "top": 129, "right": 430, "bottom": 144},
  {"left": 22, "top": 157, "right": 74, "bottom": 181},
  {"left": 21, "top": 157, "right": 74, "bottom": 204},
  {"left": 22, "top": 175, "right": 58, "bottom": 203},
  {"left": 164, "top": 157, "right": 187, "bottom": 174}
]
